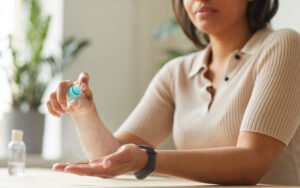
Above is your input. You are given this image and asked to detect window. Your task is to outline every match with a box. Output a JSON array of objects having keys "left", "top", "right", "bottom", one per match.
[
  {"left": 0, "top": 0, "right": 14, "bottom": 118},
  {"left": 0, "top": 0, "right": 62, "bottom": 160}
]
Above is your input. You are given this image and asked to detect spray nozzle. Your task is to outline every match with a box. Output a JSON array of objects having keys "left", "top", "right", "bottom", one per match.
[{"left": 67, "top": 85, "right": 82, "bottom": 100}]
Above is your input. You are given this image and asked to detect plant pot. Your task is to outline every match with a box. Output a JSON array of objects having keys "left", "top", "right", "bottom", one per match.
[{"left": 2, "top": 109, "right": 45, "bottom": 155}]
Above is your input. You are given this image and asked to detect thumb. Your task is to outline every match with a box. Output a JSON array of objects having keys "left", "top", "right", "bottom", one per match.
[
  {"left": 77, "top": 72, "right": 90, "bottom": 90},
  {"left": 102, "top": 146, "right": 127, "bottom": 169},
  {"left": 103, "top": 158, "right": 112, "bottom": 169},
  {"left": 77, "top": 72, "right": 93, "bottom": 98}
]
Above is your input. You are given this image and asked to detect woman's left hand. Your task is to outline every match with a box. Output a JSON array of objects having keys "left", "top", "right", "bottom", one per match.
[{"left": 52, "top": 144, "right": 148, "bottom": 178}]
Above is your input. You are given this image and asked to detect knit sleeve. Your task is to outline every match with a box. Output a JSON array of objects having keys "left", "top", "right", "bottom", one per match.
[
  {"left": 115, "top": 62, "right": 175, "bottom": 148},
  {"left": 240, "top": 29, "right": 300, "bottom": 145}
]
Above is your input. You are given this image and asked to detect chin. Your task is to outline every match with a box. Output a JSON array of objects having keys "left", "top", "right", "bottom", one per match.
[
  {"left": 195, "top": 22, "right": 223, "bottom": 35},
  {"left": 196, "top": 24, "right": 215, "bottom": 34}
]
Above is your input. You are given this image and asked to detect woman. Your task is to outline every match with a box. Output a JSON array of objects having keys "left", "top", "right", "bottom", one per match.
[{"left": 47, "top": 0, "right": 300, "bottom": 185}]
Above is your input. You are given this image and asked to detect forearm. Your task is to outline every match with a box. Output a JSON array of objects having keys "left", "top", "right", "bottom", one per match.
[
  {"left": 155, "top": 147, "right": 268, "bottom": 185},
  {"left": 71, "top": 105, "right": 122, "bottom": 159}
]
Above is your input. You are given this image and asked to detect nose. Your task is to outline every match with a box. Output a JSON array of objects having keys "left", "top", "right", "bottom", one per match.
[
  {"left": 192, "top": 0, "right": 210, "bottom": 7},
  {"left": 192, "top": 0, "right": 210, "bottom": 5}
]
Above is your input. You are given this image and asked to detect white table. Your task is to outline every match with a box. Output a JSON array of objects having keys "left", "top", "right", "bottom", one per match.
[{"left": 0, "top": 168, "right": 296, "bottom": 188}]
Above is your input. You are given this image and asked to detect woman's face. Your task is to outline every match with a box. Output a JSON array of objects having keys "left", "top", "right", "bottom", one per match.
[{"left": 183, "top": 0, "right": 250, "bottom": 35}]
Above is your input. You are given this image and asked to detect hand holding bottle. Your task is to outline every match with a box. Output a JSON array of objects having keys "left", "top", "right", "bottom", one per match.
[{"left": 46, "top": 72, "right": 95, "bottom": 117}]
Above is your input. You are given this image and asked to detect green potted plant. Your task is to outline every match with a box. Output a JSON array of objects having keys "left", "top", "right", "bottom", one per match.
[{"left": 1, "top": 0, "right": 89, "bottom": 155}]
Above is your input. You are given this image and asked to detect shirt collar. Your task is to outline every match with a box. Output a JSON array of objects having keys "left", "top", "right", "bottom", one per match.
[
  {"left": 188, "top": 44, "right": 212, "bottom": 78},
  {"left": 188, "top": 25, "right": 274, "bottom": 78}
]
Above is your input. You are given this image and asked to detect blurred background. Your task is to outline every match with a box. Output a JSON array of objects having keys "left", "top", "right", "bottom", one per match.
[{"left": 0, "top": 0, "right": 299, "bottom": 168}]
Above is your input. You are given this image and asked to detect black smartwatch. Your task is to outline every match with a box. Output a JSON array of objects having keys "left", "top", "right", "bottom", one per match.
[{"left": 134, "top": 145, "right": 157, "bottom": 180}]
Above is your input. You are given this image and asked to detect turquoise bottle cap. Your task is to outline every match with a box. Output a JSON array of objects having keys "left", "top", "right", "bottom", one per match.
[{"left": 68, "top": 85, "right": 82, "bottom": 100}]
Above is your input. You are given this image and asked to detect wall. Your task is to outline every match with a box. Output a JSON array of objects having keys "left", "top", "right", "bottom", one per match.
[{"left": 272, "top": 0, "right": 300, "bottom": 32}]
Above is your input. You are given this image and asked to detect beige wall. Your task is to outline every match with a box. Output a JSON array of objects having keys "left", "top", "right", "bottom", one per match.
[{"left": 271, "top": 0, "right": 300, "bottom": 32}]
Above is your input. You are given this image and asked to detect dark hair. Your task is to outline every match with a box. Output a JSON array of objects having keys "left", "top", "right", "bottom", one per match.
[{"left": 172, "top": 0, "right": 279, "bottom": 49}]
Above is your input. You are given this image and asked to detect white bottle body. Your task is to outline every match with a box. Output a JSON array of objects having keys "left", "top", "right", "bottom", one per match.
[
  {"left": 8, "top": 141, "right": 26, "bottom": 176},
  {"left": 66, "top": 95, "right": 76, "bottom": 108}
]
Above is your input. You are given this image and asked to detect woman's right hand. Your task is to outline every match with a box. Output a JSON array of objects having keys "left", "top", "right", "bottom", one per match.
[{"left": 47, "top": 72, "right": 95, "bottom": 117}]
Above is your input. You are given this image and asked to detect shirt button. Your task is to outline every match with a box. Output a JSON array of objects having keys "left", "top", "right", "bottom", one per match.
[
  {"left": 224, "top": 76, "right": 229, "bottom": 81},
  {"left": 235, "top": 54, "right": 241, "bottom": 60}
]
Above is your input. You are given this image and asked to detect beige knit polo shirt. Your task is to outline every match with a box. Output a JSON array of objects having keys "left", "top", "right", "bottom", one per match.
[{"left": 116, "top": 26, "right": 300, "bottom": 185}]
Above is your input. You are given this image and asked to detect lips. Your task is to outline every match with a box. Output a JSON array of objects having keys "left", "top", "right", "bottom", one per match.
[{"left": 194, "top": 7, "right": 218, "bottom": 14}]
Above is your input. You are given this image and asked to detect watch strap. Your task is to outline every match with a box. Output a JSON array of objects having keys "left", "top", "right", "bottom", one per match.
[{"left": 134, "top": 145, "right": 157, "bottom": 180}]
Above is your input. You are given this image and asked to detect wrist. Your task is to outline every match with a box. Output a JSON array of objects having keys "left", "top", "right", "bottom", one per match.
[
  {"left": 133, "top": 147, "right": 148, "bottom": 174},
  {"left": 71, "top": 104, "right": 102, "bottom": 127},
  {"left": 71, "top": 102, "right": 97, "bottom": 117}
]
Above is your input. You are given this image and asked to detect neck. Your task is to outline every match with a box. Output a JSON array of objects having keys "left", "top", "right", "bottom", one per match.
[{"left": 209, "top": 21, "right": 252, "bottom": 66}]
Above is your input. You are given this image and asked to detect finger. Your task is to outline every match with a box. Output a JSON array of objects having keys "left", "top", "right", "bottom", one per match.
[
  {"left": 50, "top": 92, "right": 65, "bottom": 115},
  {"left": 66, "top": 161, "right": 91, "bottom": 165},
  {"left": 53, "top": 161, "right": 91, "bottom": 172},
  {"left": 64, "top": 164, "right": 106, "bottom": 176},
  {"left": 46, "top": 100, "right": 61, "bottom": 118},
  {"left": 77, "top": 72, "right": 93, "bottom": 98},
  {"left": 89, "top": 159, "right": 102, "bottom": 163},
  {"left": 57, "top": 80, "right": 74, "bottom": 110},
  {"left": 97, "top": 175, "right": 113, "bottom": 179},
  {"left": 52, "top": 163, "right": 68, "bottom": 171}
]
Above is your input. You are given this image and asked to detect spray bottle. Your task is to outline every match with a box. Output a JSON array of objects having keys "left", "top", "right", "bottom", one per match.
[{"left": 66, "top": 84, "right": 82, "bottom": 108}]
